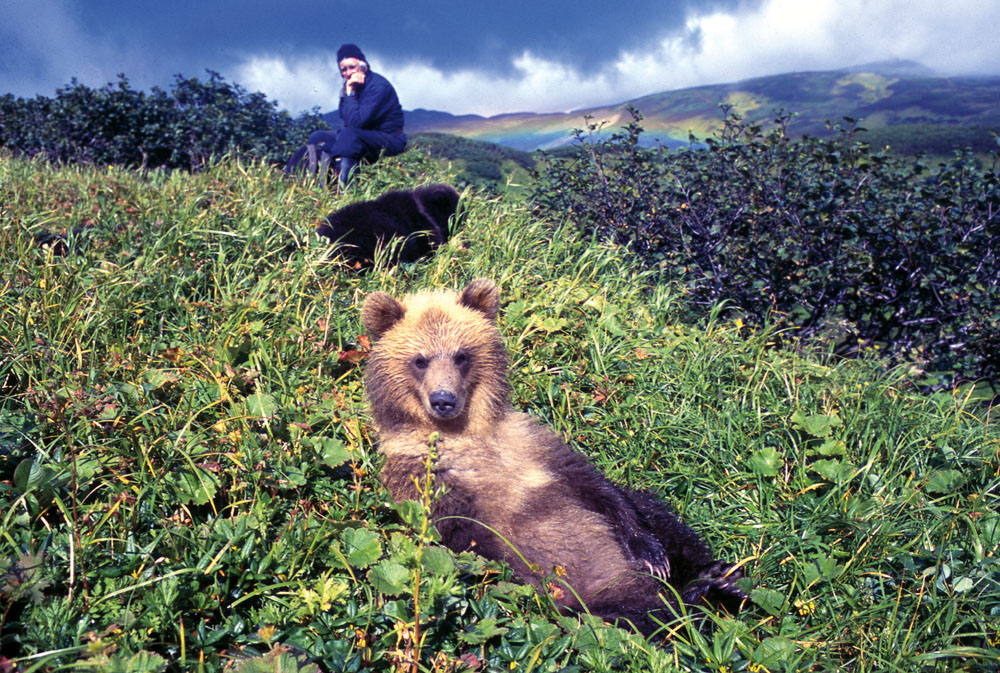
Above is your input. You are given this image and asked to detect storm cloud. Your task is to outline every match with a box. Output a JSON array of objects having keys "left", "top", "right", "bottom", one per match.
[{"left": 2, "top": 0, "right": 998, "bottom": 115}]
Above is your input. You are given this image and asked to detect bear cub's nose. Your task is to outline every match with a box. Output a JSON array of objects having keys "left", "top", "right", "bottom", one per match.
[{"left": 429, "top": 390, "right": 458, "bottom": 416}]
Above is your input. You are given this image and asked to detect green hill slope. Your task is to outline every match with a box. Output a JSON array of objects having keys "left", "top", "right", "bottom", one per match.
[{"left": 403, "top": 61, "right": 1000, "bottom": 151}]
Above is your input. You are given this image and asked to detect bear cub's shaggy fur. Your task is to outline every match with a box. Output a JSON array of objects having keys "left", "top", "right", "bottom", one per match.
[
  {"left": 317, "top": 184, "right": 459, "bottom": 267},
  {"left": 362, "top": 279, "right": 745, "bottom": 635}
]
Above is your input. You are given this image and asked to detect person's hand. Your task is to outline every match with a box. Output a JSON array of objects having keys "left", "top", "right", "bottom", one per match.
[{"left": 346, "top": 71, "right": 366, "bottom": 93}]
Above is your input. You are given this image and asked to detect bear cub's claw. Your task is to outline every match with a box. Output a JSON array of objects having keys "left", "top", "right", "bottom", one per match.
[
  {"left": 682, "top": 562, "right": 747, "bottom": 611},
  {"left": 626, "top": 535, "right": 672, "bottom": 580}
]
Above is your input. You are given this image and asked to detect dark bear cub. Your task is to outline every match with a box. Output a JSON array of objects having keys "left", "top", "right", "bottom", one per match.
[
  {"left": 317, "top": 183, "right": 459, "bottom": 267},
  {"left": 361, "top": 279, "right": 746, "bottom": 636}
]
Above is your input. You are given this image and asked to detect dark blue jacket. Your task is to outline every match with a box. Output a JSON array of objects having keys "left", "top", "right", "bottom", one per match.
[{"left": 339, "top": 71, "right": 404, "bottom": 133}]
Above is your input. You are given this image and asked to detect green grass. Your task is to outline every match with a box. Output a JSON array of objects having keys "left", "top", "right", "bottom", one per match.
[{"left": 1, "top": 149, "right": 998, "bottom": 672}]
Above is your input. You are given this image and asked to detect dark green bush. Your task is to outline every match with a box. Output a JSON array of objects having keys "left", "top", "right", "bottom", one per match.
[
  {"left": 410, "top": 132, "right": 535, "bottom": 172},
  {"left": 532, "top": 106, "right": 1000, "bottom": 386},
  {"left": 409, "top": 132, "right": 535, "bottom": 190},
  {"left": 0, "top": 72, "right": 322, "bottom": 171},
  {"left": 865, "top": 124, "right": 1000, "bottom": 157}
]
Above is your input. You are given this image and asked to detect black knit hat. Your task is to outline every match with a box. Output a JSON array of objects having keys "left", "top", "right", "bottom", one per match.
[{"left": 337, "top": 44, "right": 366, "bottom": 63}]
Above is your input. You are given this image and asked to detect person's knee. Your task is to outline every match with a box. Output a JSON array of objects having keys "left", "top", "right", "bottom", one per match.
[
  {"left": 333, "top": 127, "right": 365, "bottom": 158},
  {"left": 385, "top": 135, "right": 406, "bottom": 157},
  {"left": 308, "top": 130, "right": 337, "bottom": 146}
]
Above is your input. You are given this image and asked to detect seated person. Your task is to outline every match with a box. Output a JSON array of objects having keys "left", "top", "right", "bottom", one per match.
[{"left": 306, "top": 43, "right": 406, "bottom": 185}]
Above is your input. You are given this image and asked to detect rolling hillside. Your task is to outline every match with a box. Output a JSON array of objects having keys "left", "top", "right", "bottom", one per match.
[{"left": 398, "top": 60, "right": 1000, "bottom": 151}]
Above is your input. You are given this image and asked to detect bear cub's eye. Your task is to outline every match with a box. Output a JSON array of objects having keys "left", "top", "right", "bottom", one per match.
[
  {"left": 413, "top": 356, "right": 429, "bottom": 370},
  {"left": 453, "top": 351, "right": 469, "bottom": 367}
]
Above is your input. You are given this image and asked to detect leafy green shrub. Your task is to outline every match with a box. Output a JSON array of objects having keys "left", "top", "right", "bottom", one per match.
[
  {"left": 865, "top": 124, "right": 1000, "bottom": 157},
  {"left": 532, "top": 107, "right": 1000, "bottom": 387},
  {"left": 0, "top": 72, "right": 322, "bottom": 171},
  {"left": 410, "top": 133, "right": 535, "bottom": 172},
  {"left": 409, "top": 133, "right": 536, "bottom": 191}
]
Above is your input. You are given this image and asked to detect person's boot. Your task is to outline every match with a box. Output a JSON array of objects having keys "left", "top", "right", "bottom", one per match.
[
  {"left": 318, "top": 151, "right": 333, "bottom": 188},
  {"left": 338, "top": 156, "right": 357, "bottom": 187},
  {"left": 306, "top": 144, "right": 319, "bottom": 176}
]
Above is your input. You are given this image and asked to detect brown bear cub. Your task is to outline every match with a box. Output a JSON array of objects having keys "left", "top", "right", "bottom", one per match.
[{"left": 362, "top": 279, "right": 745, "bottom": 636}]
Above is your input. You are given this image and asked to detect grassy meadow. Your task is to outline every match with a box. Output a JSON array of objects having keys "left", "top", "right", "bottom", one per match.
[{"left": 1, "top": 149, "right": 998, "bottom": 672}]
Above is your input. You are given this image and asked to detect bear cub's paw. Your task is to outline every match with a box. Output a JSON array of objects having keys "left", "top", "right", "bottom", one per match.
[
  {"left": 623, "top": 534, "right": 672, "bottom": 580},
  {"left": 682, "top": 561, "right": 747, "bottom": 612}
]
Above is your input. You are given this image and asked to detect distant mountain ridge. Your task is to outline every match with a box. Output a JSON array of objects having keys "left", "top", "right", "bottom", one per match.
[{"left": 392, "top": 60, "right": 1000, "bottom": 151}]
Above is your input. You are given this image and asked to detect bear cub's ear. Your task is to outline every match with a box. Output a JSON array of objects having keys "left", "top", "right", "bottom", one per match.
[
  {"left": 363, "top": 292, "right": 406, "bottom": 338},
  {"left": 460, "top": 279, "right": 500, "bottom": 321}
]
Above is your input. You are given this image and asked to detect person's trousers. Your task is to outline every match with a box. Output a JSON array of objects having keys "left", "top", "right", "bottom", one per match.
[{"left": 307, "top": 127, "right": 406, "bottom": 184}]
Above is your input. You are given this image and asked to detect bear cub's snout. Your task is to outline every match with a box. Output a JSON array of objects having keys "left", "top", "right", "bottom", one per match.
[
  {"left": 412, "top": 350, "right": 471, "bottom": 420},
  {"left": 429, "top": 390, "right": 459, "bottom": 416}
]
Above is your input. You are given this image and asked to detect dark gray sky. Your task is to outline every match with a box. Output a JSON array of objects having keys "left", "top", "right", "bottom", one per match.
[{"left": 2, "top": 0, "right": 999, "bottom": 115}]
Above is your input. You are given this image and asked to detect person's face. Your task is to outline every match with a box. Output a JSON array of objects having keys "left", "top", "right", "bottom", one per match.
[{"left": 339, "top": 59, "right": 363, "bottom": 81}]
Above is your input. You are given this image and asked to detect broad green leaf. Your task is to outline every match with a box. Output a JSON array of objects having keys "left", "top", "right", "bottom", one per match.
[
  {"left": 979, "top": 513, "right": 1000, "bottom": 551},
  {"left": 421, "top": 546, "right": 455, "bottom": 575},
  {"left": 229, "top": 645, "right": 321, "bottom": 673},
  {"left": 810, "top": 459, "right": 856, "bottom": 483},
  {"left": 749, "top": 447, "right": 782, "bottom": 477},
  {"left": 14, "top": 459, "right": 43, "bottom": 492},
  {"left": 339, "top": 527, "right": 382, "bottom": 569},
  {"left": 0, "top": 408, "right": 34, "bottom": 455},
  {"left": 369, "top": 560, "right": 410, "bottom": 595},
  {"left": 142, "top": 369, "right": 177, "bottom": 391},
  {"left": 281, "top": 464, "right": 308, "bottom": 487},
  {"left": 754, "top": 637, "right": 797, "bottom": 669},
  {"left": 791, "top": 411, "right": 842, "bottom": 438},
  {"left": 318, "top": 438, "right": 351, "bottom": 468},
  {"left": 393, "top": 500, "right": 425, "bottom": 527},
  {"left": 163, "top": 468, "right": 219, "bottom": 505},
  {"left": 926, "top": 469, "right": 965, "bottom": 495},
  {"left": 529, "top": 315, "right": 569, "bottom": 333},
  {"left": 119, "top": 651, "right": 168, "bottom": 673},
  {"left": 814, "top": 438, "right": 847, "bottom": 456},
  {"left": 750, "top": 587, "right": 786, "bottom": 616},
  {"left": 953, "top": 576, "right": 974, "bottom": 593},
  {"left": 246, "top": 391, "right": 278, "bottom": 419},
  {"left": 459, "top": 617, "right": 509, "bottom": 645},
  {"left": 803, "top": 554, "right": 843, "bottom": 586}
]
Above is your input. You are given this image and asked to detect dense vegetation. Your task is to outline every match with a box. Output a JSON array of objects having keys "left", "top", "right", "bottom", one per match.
[
  {"left": 0, "top": 74, "right": 538, "bottom": 191},
  {"left": 863, "top": 124, "right": 1000, "bottom": 158},
  {"left": 409, "top": 133, "right": 536, "bottom": 191},
  {"left": 0, "top": 73, "right": 323, "bottom": 171},
  {"left": 533, "top": 107, "right": 1000, "bottom": 390},
  {"left": 2, "top": 141, "right": 999, "bottom": 672}
]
